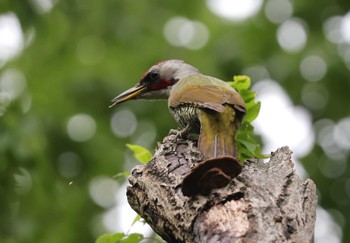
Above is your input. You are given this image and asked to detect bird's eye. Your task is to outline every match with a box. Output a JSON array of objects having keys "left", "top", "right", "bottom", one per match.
[{"left": 149, "top": 71, "right": 160, "bottom": 81}]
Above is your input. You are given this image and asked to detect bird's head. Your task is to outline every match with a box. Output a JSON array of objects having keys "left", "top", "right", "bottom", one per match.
[{"left": 110, "top": 60, "right": 199, "bottom": 107}]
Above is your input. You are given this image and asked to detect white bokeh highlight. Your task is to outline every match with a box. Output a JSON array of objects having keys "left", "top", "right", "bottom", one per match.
[
  {"left": 132, "top": 120, "right": 157, "bottom": 148},
  {"left": 315, "top": 207, "right": 342, "bottom": 243},
  {"left": 340, "top": 11, "right": 350, "bottom": 44},
  {"left": 265, "top": 0, "right": 293, "bottom": 24},
  {"left": 164, "top": 17, "right": 209, "bottom": 50},
  {"left": 300, "top": 55, "right": 327, "bottom": 82},
  {"left": 323, "top": 16, "right": 343, "bottom": 44},
  {"left": 253, "top": 79, "right": 314, "bottom": 157},
  {"left": 0, "top": 13, "right": 24, "bottom": 67},
  {"left": 110, "top": 109, "right": 137, "bottom": 138},
  {"left": 0, "top": 68, "right": 26, "bottom": 100},
  {"left": 277, "top": 19, "right": 308, "bottom": 53},
  {"left": 89, "top": 176, "right": 119, "bottom": 208},
  {"left": 0, "top": 68, "right": 27, "bottom": 116},
  {"left": 206, "top": 0, "right": 263, "bottom": 22},
  {"left": 315, "top": 119, "right": 349, "bottom": 161},
  {"left": 30, "top": 0, "right": 58, "bottom": 14},
  {"left": 67, "top": 113, "right": 97, "bottom": 142},
  {"left": 102, "top": 182, "right": 153, "bottom": 235},
  {"left": 334, "top": 117, "right": 350, "bottom": 150}
]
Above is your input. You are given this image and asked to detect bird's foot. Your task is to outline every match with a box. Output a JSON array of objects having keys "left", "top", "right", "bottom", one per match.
[
  {"left": 169, "top": 129, "right": 180, "bottom": 136},
  {"left": 178, "top": 124, "right": 191, "bottom": 138},
  {"left": 169, "top": 125, "right": 190, "bottom": 140}
]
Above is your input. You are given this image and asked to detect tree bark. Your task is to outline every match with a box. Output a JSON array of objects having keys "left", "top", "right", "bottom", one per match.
[{"left": 127, "top": 132, "right": 317, "bottom": 243}]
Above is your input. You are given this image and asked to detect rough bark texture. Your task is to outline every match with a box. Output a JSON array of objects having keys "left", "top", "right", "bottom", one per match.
[{"left": 127, "top": 132, "right": 317, "bottom": 243}]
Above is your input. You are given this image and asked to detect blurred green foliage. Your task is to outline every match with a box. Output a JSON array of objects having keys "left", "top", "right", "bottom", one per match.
[{"left": 1, "top": 0, "right": 350, "bottom": 242}]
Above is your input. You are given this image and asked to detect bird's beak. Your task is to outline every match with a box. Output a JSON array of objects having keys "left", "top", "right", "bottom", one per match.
[{"left": 109, "top": 83, "right": 146, "bottom": 108}]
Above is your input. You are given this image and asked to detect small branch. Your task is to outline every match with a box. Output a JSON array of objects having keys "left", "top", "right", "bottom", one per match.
[{"left": 127, "top": 132, "right": 317, "bottom": 243}]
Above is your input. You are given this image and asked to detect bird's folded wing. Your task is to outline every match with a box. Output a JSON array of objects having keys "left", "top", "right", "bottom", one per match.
[{"left": 169, "top": 74, "right": 246, "bottom": 113}]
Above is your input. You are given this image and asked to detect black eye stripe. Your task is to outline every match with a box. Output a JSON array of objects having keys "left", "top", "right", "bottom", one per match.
[{"left": 141, "top": 70, "right": 160, "bottom": 85}]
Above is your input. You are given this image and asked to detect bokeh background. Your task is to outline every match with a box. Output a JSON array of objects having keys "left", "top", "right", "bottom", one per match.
[{"left": 1, "top": 0, "right": 350, "bottom": 242}]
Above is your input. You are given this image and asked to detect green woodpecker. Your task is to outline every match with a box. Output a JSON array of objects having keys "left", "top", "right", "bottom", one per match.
[{"left": 111, "top": 60, "right": 246, "bottom": 196}]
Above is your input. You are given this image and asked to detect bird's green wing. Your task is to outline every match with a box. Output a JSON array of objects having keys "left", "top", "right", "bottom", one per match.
[{"left": 169, "top": 74, "right": 246, "bottom": 113}]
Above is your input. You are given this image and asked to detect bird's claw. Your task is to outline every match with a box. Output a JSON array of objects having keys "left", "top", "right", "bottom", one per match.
[
  {"left": 169, "top": 129, "right": 180, "bottom": 136},
  {"left": 169, "top": 126, "right": 190, "bottom": 139}
]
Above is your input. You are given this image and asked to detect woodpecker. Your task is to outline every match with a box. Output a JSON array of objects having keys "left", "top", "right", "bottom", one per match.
[{"left": 111, "top": 60, "right": 246, "bottom": 196}]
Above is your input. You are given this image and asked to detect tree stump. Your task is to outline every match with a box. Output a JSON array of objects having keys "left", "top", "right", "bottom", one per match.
[{"left": 127, "top": 132, "right": 317, "bottom": 243}]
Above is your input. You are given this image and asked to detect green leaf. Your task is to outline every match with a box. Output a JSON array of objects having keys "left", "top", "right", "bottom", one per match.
[
  {"left": 229, "top": 75, "right": 251, "bottom": 91},
  {"left": 119, "top": 233, "right": 144, "bottom": 243},
  {"left": 239, "top": 89, "right": 256, "bottom": 105},
  {"left": 131, "top": 214, "right": 141, "bottom": 226},
  {"left": 113, "top": 171, "right": 130, "bottom": 179},
  {"left": 236, "top": 122, "right": 269, "bottom": 161},
  {"left": 227, "top": 75, "right": 266, "bottom": 161},
  {"left": 96, "top": 232, "right": 145, "bottom": 243},
  {"left": 244, "top": 101, "right": 261, "bottom": 123},
  {"left": 96, "top": 232, "right": 125, "bottom": 243},
  {"left": 126, "top": 144, "right": 153, "bottom": 164}
]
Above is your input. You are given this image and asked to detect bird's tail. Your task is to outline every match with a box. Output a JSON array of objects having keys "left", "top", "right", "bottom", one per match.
[{"left": 198, "top": 105, "right": 241, "bottom": 159}]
